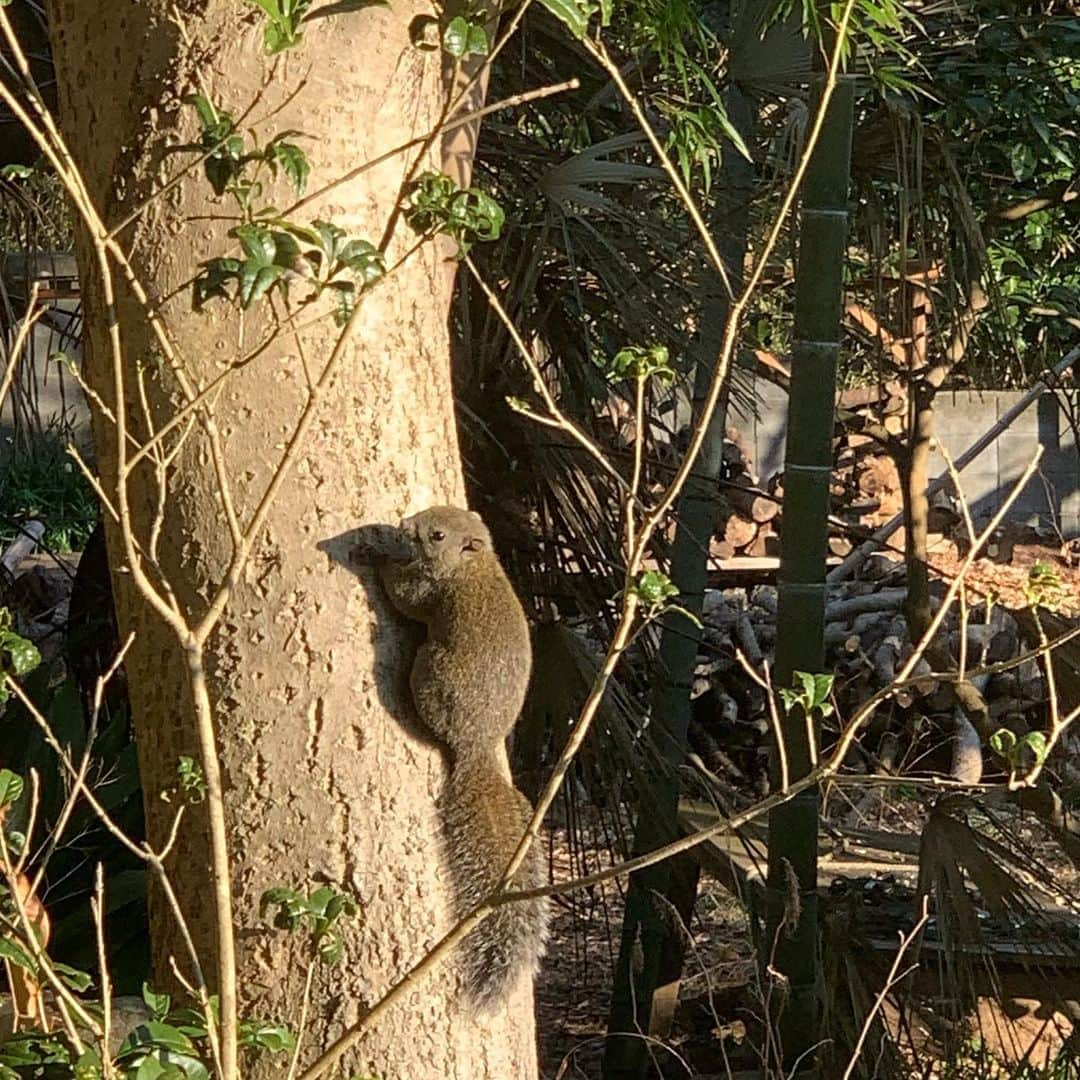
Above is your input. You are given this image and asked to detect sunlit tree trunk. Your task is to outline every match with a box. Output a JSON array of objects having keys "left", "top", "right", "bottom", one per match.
[{"left": 47, "top": 2, "right": 537, "bottom": 1077}]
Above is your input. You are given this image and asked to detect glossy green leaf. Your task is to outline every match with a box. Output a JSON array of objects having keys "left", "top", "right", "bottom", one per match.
[
  {"left": 53, "top": 962, "right": 94, "bottom": 992},
  {"left": 268, "top": 140, "right": 310, "bottom": 195},
  {"left": 537, "top": 0, "right": 595, "bottom": 38},
  {"left": 442, "top": 15, "right": 470, "bottom": 57},
  {"left": 466, "top": 23, "right": 489, "bottom": 56},
  {"left": 142, "top": 982, "right": 172, "bottom": 1020},
  {"left": 239, "top": 1021, "right": 295, "bottom": 1054},
  {"left": 0, "top": 768, "right": 24, "bottom": 808},
  {"left": 115, "top": 1022, "right": 196, "bottom": 1060},
  {"left": 0, "top": 937, "right": 35, "bottom": 971}
]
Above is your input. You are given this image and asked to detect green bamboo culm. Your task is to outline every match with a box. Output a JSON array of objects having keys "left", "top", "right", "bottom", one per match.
[{"left": 764, "top": 74, "right": 855, "bottom": 1078}]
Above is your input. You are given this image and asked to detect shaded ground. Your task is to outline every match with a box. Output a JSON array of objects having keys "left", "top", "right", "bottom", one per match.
[
  {"left": 535, "top": 827, "right": 758, "bottom": 1080},
  {"left": 534, "top": 772, "right": 1080, "bottom": 1079}
]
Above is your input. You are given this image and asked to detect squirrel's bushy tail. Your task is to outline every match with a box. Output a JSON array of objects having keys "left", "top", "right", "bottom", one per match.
[{"left": 439, "top": 755, "right": 550, "bottom": 1011}]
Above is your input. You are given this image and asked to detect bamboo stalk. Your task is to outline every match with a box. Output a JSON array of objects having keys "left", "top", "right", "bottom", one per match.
[{"left": 765, "top": 74, "right": 855, "bottom": 1077}]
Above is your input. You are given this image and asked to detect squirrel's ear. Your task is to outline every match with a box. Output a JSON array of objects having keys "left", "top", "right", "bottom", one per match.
[{"left": 468, "top": 510, "right": 482, "bottom": 522}]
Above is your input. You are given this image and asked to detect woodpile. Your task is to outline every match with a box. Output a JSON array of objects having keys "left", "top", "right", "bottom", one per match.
[
  {"left": 709, "top": 385, "right": 1060, "bottom": 570},
  {"left": 707, "top": 419, "right": 900, "bottom": 565},
  {"left": 706, "top": 405, "right": 908, "bottom": 566},
  {"left": 689, "top": 560, "right": 1053, "bottom": 790},
  {"left": 707, "top": 430, "right": 781, "bottom": 562}
]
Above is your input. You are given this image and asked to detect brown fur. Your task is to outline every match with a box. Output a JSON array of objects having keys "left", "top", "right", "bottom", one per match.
[{"left": 380, "top": 506, "right": 549, "bottom": 1007}]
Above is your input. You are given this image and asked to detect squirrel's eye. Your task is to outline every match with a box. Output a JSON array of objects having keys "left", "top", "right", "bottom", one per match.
[{"left": 430, "top": 529, "right": 446, "bottom": 542}]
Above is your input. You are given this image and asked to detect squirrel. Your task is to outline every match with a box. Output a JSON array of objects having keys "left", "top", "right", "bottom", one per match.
[{"left": 377, "top": 505, "right": 550, "bottom": 1009}]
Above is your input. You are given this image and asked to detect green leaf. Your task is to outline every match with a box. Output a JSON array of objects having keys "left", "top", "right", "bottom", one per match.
[
  {"left": 795, "top": 671, "right": 834, "bottom": 711},
  {"left": 778, "top": 672, "right": 835, "bottom": 716},
  {"left": 337, "top": 238, "right": 386, "bottom": 286},
  {"left": 315, "top": 0, "right": 389, "bottom": 11},
  {"left": 240, "top": 263, "right": 285, "bottom": 308},
  {"left": 131, "top": 1052, "right": 208, "bottom": 1080},
  {"left": 442, "top": 15, "right": 470, "bottom": 57},
  {"left": 53, "top": 962, "right": 94, "bottom": 992},
  {"left": 142, "top": 982, "right": 172, "bottom": 1020},
  {"left": 329, "top": 281, "right": 356, "bottom": 326},
  {"left": 633, "top": 570, "right": 679, "bottom": 607},
  {"left": 307, "top": 886, "right": 337, "bottom": 917},
  {"left": 246, "top": 0, "right": 284, "bottom": 17},
  {"left": 115, "top": 1022, "right": 197, "bottom": 1060},
  {"left": 234, "top": 223, "right": 278, "bottom": 265},
  {"left": 323, "top": 890, "right": 357, "bottom": 921},
  {"left": 261, "top": 886, "right": 307, "bottom": 931},
  {"left": 239, "top": 1021, "right": 295, "bottom": 1054},
  {"left": 0, "top": 768, "right": 24, "bottom": 808},
  {"left": 204, "top": 157, "right": 236, "bottom": 198},
  {"left": 175, "top": 755, "right": 206, "bottom": 803},
  {"left": 465, "top": 22, "right": 489, "bottom": 56},
  {"left": 133, "top": 1057, "right": 173, "bottom": 1080},
  {"left": 406, "top": 173, "right": 505, "bottom": 254},
  {"left": 0, "top": 1033, "right": 70, "bottom": 1067},
  {"left": 0, "top": 164, "right": 32, "bottom": 180},
  {"left": 74, "top": 1048, "right": 104, "bottom": 1079},
  {"left": 246, "top": 0, "right": 314, "bottom": 54},
  {"left": 1021, "top": 730, "right": 1049, "bottom": 766},
  {"left": 184, "top": 93, "right": 219, "bottom": 132},
  {"left": 461, "top": 189, "right": 504, "bottom": 241},
  {"left": 1008, "top": 142, "right": 1037, "bottom": 182},
  {"left": 607, "top": 344, "right": 673, "bottom": 384},
  {"left": 537, "top": 0, "right": 595, "bottom": 38},
  {"left": 0, "top": 937, "right": 36, "bottom": 971},
  {"left": 267, "top": 140, "right": 310, "bottom": 195},
  {"left": 989, "top": 728, "right": 1017, "bottom": 756},
  {"left": 438, "top": 14, "right": 489, "bottom": 59},
  {"left": 0, "top": 622, "right": 41, "bottom": 678},
  {"left": 265, "top": 22, "right": 303, "bottom": 54},
  {"left": 317, "top": 926, "right": 344, "bottom": 964}
]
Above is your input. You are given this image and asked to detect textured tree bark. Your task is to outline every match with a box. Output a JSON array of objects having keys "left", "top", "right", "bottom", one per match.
[
  {"left": 901, "top": 378, "right": 935, "bottom": 644},
  {"left": 46, "top": 3, "right": 538, "bottom": 1077}
]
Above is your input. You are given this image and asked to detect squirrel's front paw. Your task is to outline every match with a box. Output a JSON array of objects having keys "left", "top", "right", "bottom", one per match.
[{"left": 351, "top": 523, "right": 415, "bottom": 565}]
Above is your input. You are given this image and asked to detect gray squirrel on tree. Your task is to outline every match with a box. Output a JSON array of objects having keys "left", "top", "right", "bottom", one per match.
[{"left": 375, "top": 505, "right": 549, "bottom": 1008}]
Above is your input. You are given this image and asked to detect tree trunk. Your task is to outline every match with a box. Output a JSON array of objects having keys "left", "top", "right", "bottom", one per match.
[
  {"left": 47, "top": 4, "right": 537, "bottom": 1078},
  {"left": 901, "top": 377, "right": 935, "bottom": 643}
]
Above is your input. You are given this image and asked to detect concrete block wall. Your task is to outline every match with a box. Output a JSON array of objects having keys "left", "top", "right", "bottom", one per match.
[
  {"left": 731, "top": 376, "right": 1080, "bottom": 539},
  {"left": 933, "top": 389, "right": 1079, "bottom": 538}
]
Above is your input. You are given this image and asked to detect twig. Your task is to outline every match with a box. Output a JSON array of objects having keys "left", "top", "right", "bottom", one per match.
[
  {"left": 0, "top": 834, "right": 97, "bottom": 1043},
  {"left": 0, "top": 283, "right": 44, "bottom": 410},
  {"left": 463, "top": 254, "right": 630, "bottom": 493},
  {"left": 840, "top": 898, "right": 929, "bottom": 1080},
  {"left": 285, "top": 962, "right": 317, "bottom": 1080},
  {"left": 92, "top": 865, "right": 116, "bottom": 1078},
  {"left": 582, "top": 39, "right": 733, "bottom": 301}
]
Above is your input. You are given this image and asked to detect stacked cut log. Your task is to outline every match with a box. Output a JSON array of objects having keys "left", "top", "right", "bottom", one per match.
[
  {"left": 706, "top": 381, "right": 1062, "bottom": 571},
  {"left": 710, "top": 389, "right": 913, "bottom": 563},
  {"left": 690, "top": 566, "right": 1056, "bottom": 790},
  {"left": 709, "top": 430, "right": 781, "bottom": 561}
]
